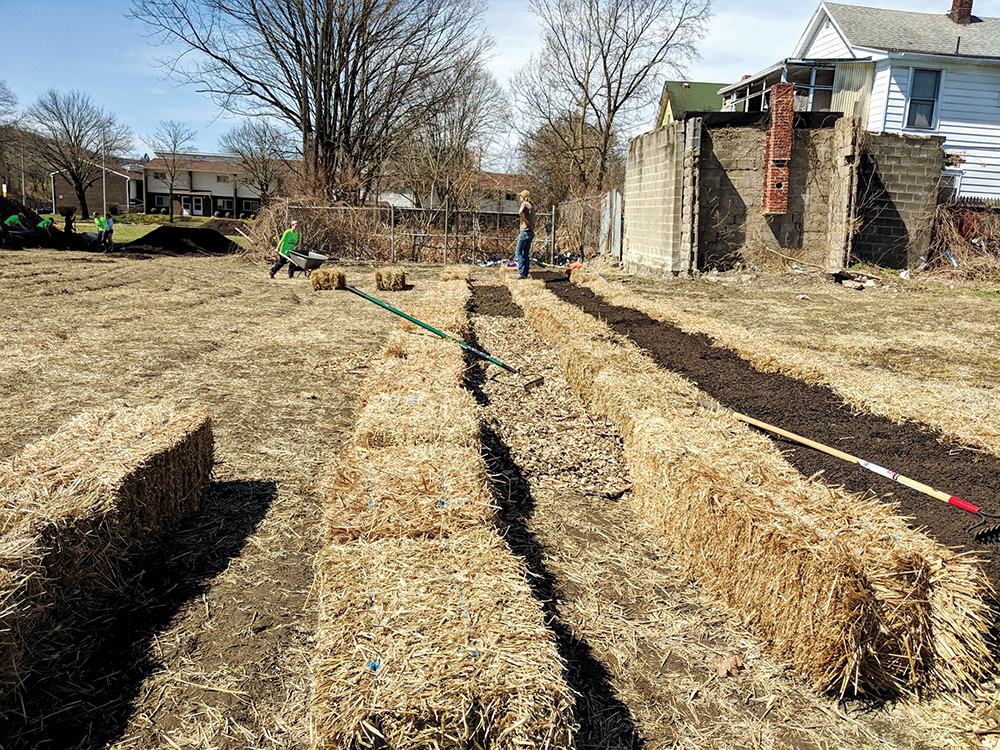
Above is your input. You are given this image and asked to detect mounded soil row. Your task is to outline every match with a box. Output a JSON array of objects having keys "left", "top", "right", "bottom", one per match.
[{"left": 541, "top": 275, "right": 1000, "bottom": 596}]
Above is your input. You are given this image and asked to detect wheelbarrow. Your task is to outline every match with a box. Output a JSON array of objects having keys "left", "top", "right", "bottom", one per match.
[{"left": 287, "top": 249, "right": 328, "bottom": 277}]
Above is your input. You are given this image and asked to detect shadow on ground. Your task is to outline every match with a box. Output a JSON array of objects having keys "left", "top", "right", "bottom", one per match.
[{"left": 0, "top": 479, "right": 276, "bottom": 749}]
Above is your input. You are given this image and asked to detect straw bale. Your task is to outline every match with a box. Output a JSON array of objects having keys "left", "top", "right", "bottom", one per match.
[
  {"left": 506, "top": 278, "right": 993, "bottom": 697},
  {"left": 440, "top": 265, "right": 475, "bottom": 281},
  {"left": 374, "top": 267, "right": 406, "bottom": 291},
  {"left": 393, "top": 281, "right": 472, "bottom": 340},
  {"left": 323, "top": 443, "right": 494, "bottom": 542},
  {"left": 311, "top": 268, "right": 347, "bottom": 291},
  {"left": 0, "top": 403, "right": 213, "bottom": 705},
  {"left": 353, "top": 389, "right": 480, "bottom": 448},
  {"left": 311, "top": 527, "right": 575, "bottom": 749},
  {"left": 358, "top": 337, "right": 468, "bottom": 405}
]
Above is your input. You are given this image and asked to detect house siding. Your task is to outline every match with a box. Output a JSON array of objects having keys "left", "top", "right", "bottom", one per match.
[
  {"left": 867, "top": 62, "right": 892, "bottom": 131},
  {"left": 803, "top": 19, "right": 852, "bottom": 58},
  {"left": 875, "top": 59, "right": 1000, "bottom": 199}
]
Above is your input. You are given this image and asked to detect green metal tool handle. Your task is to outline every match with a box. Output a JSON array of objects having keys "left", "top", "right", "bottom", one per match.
[{"left": 344, "top": 285, "right": 519, "bottom": 374}]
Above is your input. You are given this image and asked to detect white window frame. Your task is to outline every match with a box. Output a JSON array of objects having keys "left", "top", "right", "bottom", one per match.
[
  {"left": 217, "top": 198, "right": 234, "bottom": 211},
  {"left": 904, "top": 67, "right": 943, "bottom": 131},
  {"left": 216, "top": 174, "right": 231, "bottom": 183},
  {"left": 154, "top": 195, "right": 169, "bottom": 207}
]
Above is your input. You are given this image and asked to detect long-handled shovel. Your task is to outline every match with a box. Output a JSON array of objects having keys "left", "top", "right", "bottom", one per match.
[
  {"left": 698, "top": 396, "right": 1000, "bottom": 540},
  {"left": 343, "top": 285, "right": 544, "bottom": 389}
]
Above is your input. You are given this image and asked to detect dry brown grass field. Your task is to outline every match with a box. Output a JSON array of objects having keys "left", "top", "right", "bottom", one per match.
[{"left": 2, "top": 247, "right": 999, "bottom": 749}]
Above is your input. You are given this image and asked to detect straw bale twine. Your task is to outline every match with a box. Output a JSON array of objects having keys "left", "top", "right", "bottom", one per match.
[
  {"left": 0, "top": 403, "right": 213, "bottom": 705},
  {"left": 311, "top": 268, "right": 347, "bottom": 291},
  {"left": 353, "top": 389, "right": 480, "bottom": 448},
  {"left": 324, "top": 443, "right": 494, "bottom": 542},
  {"left": 506, "top": 278, "right": 993, "bottom": 697},
  {"left": 374, "top": 266, "right": 406, "bottom": 291},
  {"left": 311, "top": 526, "right": 575, "bottom": 749}
]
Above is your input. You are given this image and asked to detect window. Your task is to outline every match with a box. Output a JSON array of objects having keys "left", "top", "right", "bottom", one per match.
[
  {"left": 906, "top": 69, "right": 941, "bottom": 129},
  {"left": 152, "top": 171, "right": 166, "bottom": 180},
  {"left": 242, "top": 200, "right": 260, "bottom": 212},
  {"left": 218, "top": 198, "right": 234, "bottom": 211},
  {"left": 154, "top": 195, "right": 168, "bottom": 207},
  {"left": 216, "top": 174, "right": 231, "bottom": 183}
]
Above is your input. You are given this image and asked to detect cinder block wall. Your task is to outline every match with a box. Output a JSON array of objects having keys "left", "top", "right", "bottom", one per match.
[
  {"left": 853, "top": 133, "right": 945, "bottom": 268},
  {"left": 622, "top": 123, "right": 688, "bottom": 276},
  {"left": 698, "top": 126, "right": 841, "bottom": 268}
]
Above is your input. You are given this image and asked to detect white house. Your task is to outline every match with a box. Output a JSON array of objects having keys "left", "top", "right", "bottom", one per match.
[
  {"left": 143, "top": 152, "right": 269, "bottom": 217},
  {"left": 719, "top": 0, "right": 1000, "bottom": 200}
]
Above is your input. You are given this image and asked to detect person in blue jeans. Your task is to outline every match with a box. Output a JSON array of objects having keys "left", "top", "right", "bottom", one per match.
[{"left": 515, "top": 189, "right": 536, "bottom": 279}]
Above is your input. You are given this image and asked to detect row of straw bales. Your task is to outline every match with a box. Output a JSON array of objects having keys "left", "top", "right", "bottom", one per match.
[
  {"left": 571, "top": 268, "right": 1000, "bottom": 460},
  {"left": 0, "top": 403, "right": 213, "bottom": 708},
  {"left": 505, "top": 276, "right": 994, "bottom": 697},
  {"left": 310, "top": 273, "right": 574, "bottom": 748}
]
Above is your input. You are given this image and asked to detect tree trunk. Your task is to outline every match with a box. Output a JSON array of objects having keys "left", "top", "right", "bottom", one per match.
[{"left": 75, "top": 185, "right": 90, "bottom": 222}]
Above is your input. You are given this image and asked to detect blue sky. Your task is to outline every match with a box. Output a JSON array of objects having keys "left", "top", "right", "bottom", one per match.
[{"left": 1, "top": 0, "right": 996, "bottom": 157}]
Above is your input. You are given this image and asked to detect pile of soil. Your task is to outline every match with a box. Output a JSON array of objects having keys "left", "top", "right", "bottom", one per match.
[
  {"left": 0, "top": 196, "right": 42, "bottom": 227},
  {"left": 542, "top": 276, "right": 1000, "bottom": 595},
  {"left": 201, "top": 218, "right": 251, "bottom": 236},
  {"left": 124, "top": 226, "right": 240, "bottom": 256}
]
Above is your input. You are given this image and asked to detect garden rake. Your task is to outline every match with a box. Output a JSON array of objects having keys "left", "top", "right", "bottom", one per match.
[{"left": 697, "top": 396, "right": 1000, "bottom": 542}]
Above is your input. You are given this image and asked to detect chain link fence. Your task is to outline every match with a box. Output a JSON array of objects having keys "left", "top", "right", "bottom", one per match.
[{"left": 284, "top": 203, "right": 555, "bottom": 266}]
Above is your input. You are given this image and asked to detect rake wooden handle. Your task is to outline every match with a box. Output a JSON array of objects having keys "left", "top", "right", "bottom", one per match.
[{"left": 697, "top": 397, "right": 983, "bottom": 515}]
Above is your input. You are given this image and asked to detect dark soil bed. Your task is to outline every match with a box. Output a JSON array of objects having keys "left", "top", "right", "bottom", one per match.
[
  {"left": 542, "top": 276, "right": 1000, "bottom": 595},
  {"left": 124, "top": 226, "right": 239, "bottom": 256}
]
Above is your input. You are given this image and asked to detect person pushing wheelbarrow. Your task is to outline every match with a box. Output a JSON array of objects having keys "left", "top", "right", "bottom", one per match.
[{"left": 269, "top": 220, "right": 301, "bottom": 278}]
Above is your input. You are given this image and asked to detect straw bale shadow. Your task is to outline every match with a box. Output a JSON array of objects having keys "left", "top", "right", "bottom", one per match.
[
  {"left": 0, "top": 479, "right": 276, "bottom": 749},
  {"left": 463, "top": 340, "right": 643, "bottom": 749}
]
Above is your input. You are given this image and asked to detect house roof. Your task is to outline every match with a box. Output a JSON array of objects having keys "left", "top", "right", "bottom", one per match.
[
  {"left": 144, "top": 157, "right": 244, "bottom": 174},
  {"left": 657, "top": 81, "right": 728, "bottom": 123},
  {"left": 816, "top": 2, "right": 1000, "bottom": 59}
]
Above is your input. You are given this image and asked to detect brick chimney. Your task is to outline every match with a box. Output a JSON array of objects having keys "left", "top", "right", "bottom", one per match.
[
  {"left": 950, "top": 0, "right": 973, "bottom": 24},
  {"left": 763, "top": 83, "right": 794, "bottom": 215}
]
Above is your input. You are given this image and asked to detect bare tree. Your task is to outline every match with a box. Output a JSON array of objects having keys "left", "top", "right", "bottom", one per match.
[
  {"left": 147, "top": 120, "right": 197, "bottom": 222},
  {"left": 516, "top": 0, "right": 710, "bottom": 194},
  {"left": 26, "top": 90, "right": 132, "bottom": 218},
  {"left": 392, "top": 62, "right": 510, "bottom": 208},
  {"left": 0, "top": 81, "right": 19, "bottom": 199},
  {"left": 520, "top": 112, "right": 624, "bottom": 206},
  {"left": 219, "top": 120, "right": 295, "bottom": 204},
  {"left": 131, "top": 0, "right": 492, "bottom": 201}
]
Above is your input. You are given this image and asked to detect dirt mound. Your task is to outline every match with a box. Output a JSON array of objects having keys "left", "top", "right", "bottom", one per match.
[
  {"left": 0, "top": 196, "right": 42, "bottom": 228},
  {"left": 124, "top": 226, "right": 239, "bottom": 256},
  {"left": 201, "top": 218, "right": 251, "bottom": 236}
]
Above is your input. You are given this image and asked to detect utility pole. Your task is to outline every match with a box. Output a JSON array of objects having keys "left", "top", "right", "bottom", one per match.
[
  {"left": 20, "top": 137, "right": 26, "bottom": 206},
  {"left": 102, "top": 125, "right": 108, "bottom": 216}
]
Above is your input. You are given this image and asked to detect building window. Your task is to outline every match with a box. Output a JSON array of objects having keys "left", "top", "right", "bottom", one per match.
[
  {"left": 154, "top": 195, "right": 168, "bottom": 207},
  {"left": 243, "top": 200, "right": 260, "bottom": 212},
  {"left": 906, "top": 69, "right": 941, "bottom": 129},
  {"left": 218, "top": 198, "right": 234, "bottom": 211},
  {"left": 216, "top": 174, "right": 231, "bottom": 183},
  {"left": 152, "top": 171, "right": 166, "bottom": 180}
]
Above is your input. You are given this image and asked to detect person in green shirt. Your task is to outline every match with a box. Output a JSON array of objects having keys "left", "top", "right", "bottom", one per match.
[
  {"left": 269, "top": 220, "right": 301, "bottom": 278},
  {"left": 2, "top": 214, "right": 24, "bottom": 246},
  {"left": 37, "top": 217, "right": 54, "bottom": 229},
  {"left": 93, "top": 212, "right": 108, "bottom": 248}
]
